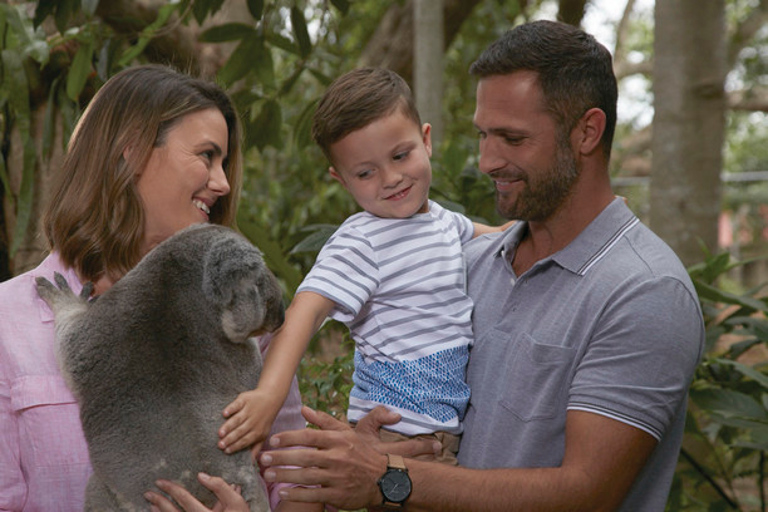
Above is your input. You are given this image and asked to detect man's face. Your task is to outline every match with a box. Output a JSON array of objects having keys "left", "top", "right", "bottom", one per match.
[{"left": 473, "top": 71, "right": 579, "bottom": 222}]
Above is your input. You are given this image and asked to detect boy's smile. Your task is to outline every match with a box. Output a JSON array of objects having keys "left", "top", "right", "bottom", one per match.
[{"left": 328, "top": 109, "right": 433, "bottom": 219}]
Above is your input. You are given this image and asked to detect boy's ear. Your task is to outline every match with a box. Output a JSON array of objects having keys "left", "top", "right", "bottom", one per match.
[
  {"left": 422, "top": 123, "right": 433, "bottom": 158},
  {"left": 329, "top": 167, "right": 347, "bottom": 188}
]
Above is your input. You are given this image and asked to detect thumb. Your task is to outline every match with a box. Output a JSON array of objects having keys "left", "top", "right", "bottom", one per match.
[{"left": 355, "top": 405, "right": 401, "bottom": 436}]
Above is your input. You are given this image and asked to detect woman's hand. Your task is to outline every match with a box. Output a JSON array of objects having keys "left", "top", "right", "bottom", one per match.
[{"left": 144, "top": 473, "right": 248, "bottom": 512}]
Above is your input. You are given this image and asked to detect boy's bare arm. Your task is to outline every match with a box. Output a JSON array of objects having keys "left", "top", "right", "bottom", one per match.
[
  {"left": 472, "top": 220, "right": 516, "bottom": 237},
  {"left": 218, "top": 292, "right": 336, "bottom": 453}
]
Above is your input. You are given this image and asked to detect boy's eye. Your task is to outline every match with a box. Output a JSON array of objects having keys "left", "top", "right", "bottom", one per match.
[
  {"left": 356, "top": 169, "right": 373, "bottom": 179},
  {"left": 393, "top": 150, "right": 410, "bottom": 161}
]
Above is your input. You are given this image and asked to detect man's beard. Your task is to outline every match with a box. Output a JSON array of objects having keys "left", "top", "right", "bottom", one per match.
[{"left": 495, "top": 134, "right": 579, "bottom": 222}]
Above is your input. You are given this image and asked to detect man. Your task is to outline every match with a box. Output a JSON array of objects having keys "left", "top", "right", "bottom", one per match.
[{"left": 260, "top": 20, "right": 704, "bottom": 511}]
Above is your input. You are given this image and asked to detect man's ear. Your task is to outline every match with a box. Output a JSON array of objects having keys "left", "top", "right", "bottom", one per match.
[
  {"left": 575, "top": 107, "right": 606, "bottom": 156},
  {"left": 422, "top": 123, "right": 433, "bottom": 158}
]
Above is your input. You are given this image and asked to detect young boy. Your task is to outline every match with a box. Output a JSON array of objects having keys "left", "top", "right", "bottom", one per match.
[{"left": 217, "top": 68, "right": 508, "bottom": 463}]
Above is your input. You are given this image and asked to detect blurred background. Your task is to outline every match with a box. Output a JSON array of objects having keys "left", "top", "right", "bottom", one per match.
[{"left": 1, "top": 1, "right": 767, "bottom": 509}]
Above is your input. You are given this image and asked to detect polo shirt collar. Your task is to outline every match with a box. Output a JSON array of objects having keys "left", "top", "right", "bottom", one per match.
[{"left": 496, "top": 197, "right": 639, "bottom": 276}]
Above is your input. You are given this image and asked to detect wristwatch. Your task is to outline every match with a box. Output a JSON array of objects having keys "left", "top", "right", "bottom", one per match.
[{"left": 378, "top": 453, "right": 412, "bottom": 509}]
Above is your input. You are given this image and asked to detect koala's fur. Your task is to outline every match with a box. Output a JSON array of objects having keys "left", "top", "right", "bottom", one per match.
[{"left": 36, "top": 224, "right": 284, "bottom": 511}]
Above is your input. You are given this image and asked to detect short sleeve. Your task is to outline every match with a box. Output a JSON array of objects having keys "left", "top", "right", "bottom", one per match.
[
  {"left": 568, "top": 277, "right": 704, "bottom": 440},
  {"left": 296, "top": 225, "right": 379, "bottom": 324}
]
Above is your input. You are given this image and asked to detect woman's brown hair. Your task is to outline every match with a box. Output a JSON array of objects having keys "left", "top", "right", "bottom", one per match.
[{"left": 44, "top": 65, "right": 243, "bottom": 284}]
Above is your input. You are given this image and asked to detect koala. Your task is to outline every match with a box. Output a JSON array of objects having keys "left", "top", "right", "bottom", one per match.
[{"left": 35, "top": 224, "right": 284, "bottom": 512}]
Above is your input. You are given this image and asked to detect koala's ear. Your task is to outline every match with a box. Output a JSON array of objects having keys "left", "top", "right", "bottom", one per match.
[
  {"left": 201, "top": 229, "right": 265, "bottom": 305},
  {"left": 202, "top": 228, "right": 275, "bottom": 341}
]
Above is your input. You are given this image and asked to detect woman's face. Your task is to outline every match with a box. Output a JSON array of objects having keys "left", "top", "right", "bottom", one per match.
[{"left": 136, "top": 108, "right": 230, "bottom": 254}]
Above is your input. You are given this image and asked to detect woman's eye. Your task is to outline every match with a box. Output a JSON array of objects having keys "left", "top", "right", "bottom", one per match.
[{"left": 201, "top": 150, "right": 214, "bottom": 162}]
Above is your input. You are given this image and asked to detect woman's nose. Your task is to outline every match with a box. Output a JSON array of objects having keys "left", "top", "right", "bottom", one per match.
[{"left": 209, "top": 164, "right": 231, "bottom": 196}]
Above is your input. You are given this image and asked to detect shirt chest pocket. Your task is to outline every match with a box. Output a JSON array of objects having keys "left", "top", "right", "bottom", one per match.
[
  {"left": 499, "top": 332, "right": 576, "bottom": 422},
  {"left": 11, "top": 375, "right": 89, "bottom": 466}
]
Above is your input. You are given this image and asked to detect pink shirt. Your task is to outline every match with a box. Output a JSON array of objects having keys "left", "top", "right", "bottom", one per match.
[{"left": 0, "top": 253, "right": 305, "bottom": 511}]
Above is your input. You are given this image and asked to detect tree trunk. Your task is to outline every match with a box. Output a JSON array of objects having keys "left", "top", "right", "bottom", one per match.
[
  {"left": 650, "top": 0, "right": 726, "bottom": 266},
  {"left": 414, "top": 0, "right": 444, "bottom": 147},
  {"left": 359, "top": 0, "right": 483, "bottom": 83}
]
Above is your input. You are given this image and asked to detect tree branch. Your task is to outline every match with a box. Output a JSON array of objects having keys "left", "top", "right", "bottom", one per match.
[{"left": 727, "top": 0, "right": 768, "bottom": 68}]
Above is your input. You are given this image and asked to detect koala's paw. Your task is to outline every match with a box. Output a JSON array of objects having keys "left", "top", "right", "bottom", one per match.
[{"left": 35, "top": 272, "right": 93, "bottom": 313}]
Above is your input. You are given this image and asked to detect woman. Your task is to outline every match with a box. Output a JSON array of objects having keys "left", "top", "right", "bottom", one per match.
[{"left": 0, "top": 65, "right": 312, "bottom": 512}]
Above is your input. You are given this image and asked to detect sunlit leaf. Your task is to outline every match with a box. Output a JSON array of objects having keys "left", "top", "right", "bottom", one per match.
[{"left": 66, "top": 41, "right": 93, "bottom": 101}]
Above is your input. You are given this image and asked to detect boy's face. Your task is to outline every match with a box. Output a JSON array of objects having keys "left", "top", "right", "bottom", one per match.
[{"left": 328, "top": 109, "right": 432, "bottom": 219}]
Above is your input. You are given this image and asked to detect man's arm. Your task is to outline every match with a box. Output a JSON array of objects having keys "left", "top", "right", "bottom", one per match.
[{"left": 261, "top": 407, "right": 656, "bottom": 511}]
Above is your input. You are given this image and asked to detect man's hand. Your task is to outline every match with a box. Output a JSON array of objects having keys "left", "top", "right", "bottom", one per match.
[{"left": 259, "top": 406, "right": 438, "bottom": 510}]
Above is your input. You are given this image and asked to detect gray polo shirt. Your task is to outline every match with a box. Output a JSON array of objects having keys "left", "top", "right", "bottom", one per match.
[{"left": 458, "top": 198, "right": 704, "bottom": 511}]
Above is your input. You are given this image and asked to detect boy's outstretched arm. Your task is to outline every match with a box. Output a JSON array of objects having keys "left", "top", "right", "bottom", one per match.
[
  {"left": 218, "top": 291, "right": 335, "bottom": 454},
  {"left": 472, "top": 220, "right": 516, "bottom": 238}
]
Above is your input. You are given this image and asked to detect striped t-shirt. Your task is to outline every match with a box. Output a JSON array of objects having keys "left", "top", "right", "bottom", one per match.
[{"left": 297, "top": 200, "right": 475, "bottom": 435}]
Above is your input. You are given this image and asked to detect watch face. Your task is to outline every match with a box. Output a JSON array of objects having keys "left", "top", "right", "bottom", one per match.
[{"left": 381, "top": 469, "right": 412, "bottom": 503}]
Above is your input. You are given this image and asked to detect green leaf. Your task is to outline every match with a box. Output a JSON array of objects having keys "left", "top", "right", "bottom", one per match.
[
  {"left": 693, "top": 279, "right": 767, "bottom": 312},
  {"left": 236, "top": 212, "right": 304, "bottom": 294},
  {"left": 247, "top": 0, "right": 264, "bottom": 20},
  {"left": 118, "top": 1, "right": 181, "bottom": 66},
  {"left": 54, "top": 0, "right": 78, "bottom": 34},
  {"left": 711, "top": 358, "right": 768, "bottom": 389},
  {"left": 41, "top": 77, "right": 61, "bottom": 162},
  {"left": 247, "top": 99, "right": 282, "bottom": 150},
  {"left": 66, "top": 41, "right": 93, "bottom": 101},
  {"left": 192, "top": 0, "right": 225, "bottom": 25},
  {"left": 330, "top": 0, "right": 350, "bottom": 15},
  {"left": 293, "top": 97, "right": 318, "bottom": 150},
  {"left": 308, "top": 68, "right": 333, "bottom": 86},
  {"left": 690, "top": 387, "right": 768, "bottom": 421},
  {"left": 218, "top": 34, "right": 274, "bottom": 88},
  {"left": 290, "top": 225, "right": 338, "bottom": 254},
  {"left": 199, "top": 23, "right": 256, "bottom": 43},
  {"left": 33, "top": 0, "right": 56, "bottom": 28},
  {"left": 290, "top": 6, "right": 312, "bottom": 58},
  {"left": 1, "top": 49, "right": 31, "bottom": 128}
]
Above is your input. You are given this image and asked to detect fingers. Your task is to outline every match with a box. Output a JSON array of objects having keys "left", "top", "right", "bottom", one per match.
[
  {"left": 196, "top": 473, "right": 247, "bottom": 510},
  {"left": 301, "top": 406, "right": 352, "bottom": 432},
  {"left": 221, "top": 397, "right": 243, "bottom": 419},
  {"left": 381, "top": 436, "right": 441, "bottom": 459},
  {"left": 354, "top": 405, "right": 401, "bottom": 436},
  {"left": 145, "top": 480, "right": 200, "bottom": 512}
]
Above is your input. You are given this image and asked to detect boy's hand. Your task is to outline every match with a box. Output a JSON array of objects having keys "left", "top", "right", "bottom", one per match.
[{"left": 218, "top": 388, "right": 280, "bottom": 454}]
